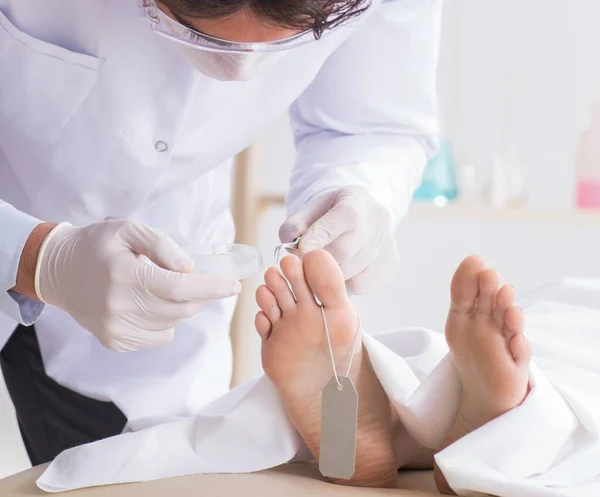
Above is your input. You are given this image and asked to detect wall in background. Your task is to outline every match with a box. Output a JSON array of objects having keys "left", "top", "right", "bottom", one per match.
[
  {"left": 243, "top": 0, "right": 600, "bottom": 376},
  {"left": 260, "top": 0, "right": 600, "bottom": 211},
  {"left": 443, "top": 0, "right": 600, "bottom": 211}
]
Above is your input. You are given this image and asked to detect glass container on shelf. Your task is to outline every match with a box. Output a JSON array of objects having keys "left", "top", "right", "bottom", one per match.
[
  {"left": 457, "top": 162, "right": 482, "bottom": 206},
  {"left": 576, "top": 103, "right": 600, "bottom": 210},
  {"left": 487, "top": 156, "right": 527, "bottom": 209},
  {"left": 413, "top": 141, "right": 458, "bottom": 207}
]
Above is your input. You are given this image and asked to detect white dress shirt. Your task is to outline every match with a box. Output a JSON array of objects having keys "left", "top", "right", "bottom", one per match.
[{"left": 0, "top": 0, "right": 440, "bottom": 422}]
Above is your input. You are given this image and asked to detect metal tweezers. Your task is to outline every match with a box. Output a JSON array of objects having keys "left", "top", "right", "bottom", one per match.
[{"left": 273, "top": 237, "right": 301, "bottom": 265}]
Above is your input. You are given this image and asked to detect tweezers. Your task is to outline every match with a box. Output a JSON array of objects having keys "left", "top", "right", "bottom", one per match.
[{"left": 273, "top": 237, "right": 301, "bottom": 265}]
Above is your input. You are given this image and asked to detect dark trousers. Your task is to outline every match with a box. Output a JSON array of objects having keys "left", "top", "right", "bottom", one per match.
[{"left": 0, "top": 325, "right": 127, "bottom": 465}]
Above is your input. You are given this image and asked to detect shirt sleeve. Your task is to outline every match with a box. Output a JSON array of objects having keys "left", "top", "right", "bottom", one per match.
[
  {"left": 287, "top": 0, "right": 442, "bottom": 226},
  {"left": 0, "top": 200, "right": 45, "bottom": 323}
]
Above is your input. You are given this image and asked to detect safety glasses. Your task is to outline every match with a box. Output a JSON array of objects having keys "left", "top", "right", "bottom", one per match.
[{"left": 139, "top": 0, "right": 369, "bottom": 54}]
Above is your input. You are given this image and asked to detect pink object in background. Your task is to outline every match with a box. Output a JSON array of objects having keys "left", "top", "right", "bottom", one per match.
[
  {"left": 576, "top": 103, "right": 600, "bottom": 210},
  {"left": 577, "top": 180, "right": 600, "bottom": 209}
]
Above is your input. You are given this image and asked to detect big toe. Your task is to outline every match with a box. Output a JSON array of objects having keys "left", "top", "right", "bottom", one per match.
[
  {"left": 303, "top": 250, "right": 349, "bottom": 309},
  {"left": 450, "top": 256, "right": 487, "bottom": 313}
]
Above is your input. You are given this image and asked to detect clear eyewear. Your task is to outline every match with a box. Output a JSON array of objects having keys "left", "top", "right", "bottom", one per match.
[{"left": 139, "top": 0, "right": 369, "bottom": 54}]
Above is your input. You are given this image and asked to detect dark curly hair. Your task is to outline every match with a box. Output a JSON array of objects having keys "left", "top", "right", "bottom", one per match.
[{"left": 160, "top": 0, "right": 370, "bottom": 38}]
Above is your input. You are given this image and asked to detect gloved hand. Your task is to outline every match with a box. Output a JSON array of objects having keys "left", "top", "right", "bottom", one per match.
[
  {"left": 279, "top": 185, "right": 400, "bottom": 294},
  {"left": 34, "top": 220, "right": 241, "bottom": 352}
]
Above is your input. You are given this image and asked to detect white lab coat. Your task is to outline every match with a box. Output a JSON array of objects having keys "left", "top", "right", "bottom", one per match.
[{"left": 0, "top": 0, "right": 439, "bottom": 423}]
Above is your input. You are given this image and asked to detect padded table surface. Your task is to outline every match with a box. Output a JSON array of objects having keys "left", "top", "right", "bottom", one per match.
[{"left": 0, "top": 463, "right": 440, "bottom": 496}]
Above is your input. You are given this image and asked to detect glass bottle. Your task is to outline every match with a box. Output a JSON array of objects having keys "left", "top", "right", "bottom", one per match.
[{"left": 576, "top": 103, "right": 600, "bottom": 209}]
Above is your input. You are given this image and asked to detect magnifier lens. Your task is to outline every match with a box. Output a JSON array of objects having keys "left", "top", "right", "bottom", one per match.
[{"left": 189, "top": 244, "right": 264, "bottom": 280}]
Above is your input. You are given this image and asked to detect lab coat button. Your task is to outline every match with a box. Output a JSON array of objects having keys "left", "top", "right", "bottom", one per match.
[{"left": 155, "top": 141, "right": 169, "bottom": 152}]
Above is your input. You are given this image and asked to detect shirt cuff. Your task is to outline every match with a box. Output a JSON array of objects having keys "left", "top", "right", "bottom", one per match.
[
  {"left": 287, "top": 134, "right": 431, "bottom": 226},
  {"left": 7, "top": 290, "right": 44, "bottom": 325},
  {"left": 0, "top": 204, "right": 46, "bottom": 323}
]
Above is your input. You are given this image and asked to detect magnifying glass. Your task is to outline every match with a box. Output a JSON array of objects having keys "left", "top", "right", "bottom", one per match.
[{"left": 188, "top": 243, "right": 264, "bottom": 280}]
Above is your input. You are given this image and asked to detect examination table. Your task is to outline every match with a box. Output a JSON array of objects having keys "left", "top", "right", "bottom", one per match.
[{"left": 0, "top": 463, "right": 440, "bottom": 496}]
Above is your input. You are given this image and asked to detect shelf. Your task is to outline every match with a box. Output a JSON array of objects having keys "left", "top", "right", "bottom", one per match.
[
  {"left": 408, "top": 202, "right": 600, "bottom": 225},
  {"left": 257, "top": 195, "right": 600, "bottom": 225}
]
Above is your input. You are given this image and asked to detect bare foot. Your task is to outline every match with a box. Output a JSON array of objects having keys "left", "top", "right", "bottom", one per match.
[
  {"left": 256, "top": 250, "right": 397, "bottom": 488},
  {"left": 434, "top": 256, "right": 532, "bottom": 494}
]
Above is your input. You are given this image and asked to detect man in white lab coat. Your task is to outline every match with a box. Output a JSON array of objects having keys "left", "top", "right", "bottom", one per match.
[{"left": 0, "top": 0, "right": 439, "bottom": 465}]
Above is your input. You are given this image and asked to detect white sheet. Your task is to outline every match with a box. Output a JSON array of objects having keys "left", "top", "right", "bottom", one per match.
[{"left": 37, "top": 279, "right": 600, "bottom": 496}]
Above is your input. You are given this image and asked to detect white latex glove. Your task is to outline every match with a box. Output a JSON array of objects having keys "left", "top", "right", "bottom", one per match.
[
  {"left": 34, "top": 220, "right": 241, "bottom": 352},
  {"left": 279, "top": 185, "right": 400, "bottom": 294}
]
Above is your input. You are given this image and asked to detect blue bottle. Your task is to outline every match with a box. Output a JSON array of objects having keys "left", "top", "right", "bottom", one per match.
[{"left": 413, "top": 141, "right": 458, "bottom": 205}]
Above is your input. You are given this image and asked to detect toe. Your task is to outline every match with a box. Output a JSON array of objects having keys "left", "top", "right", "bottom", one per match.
[
  {"left": 280, "top": 255, "right": 315, "bottom": 305},
  {"left": 264, "top": 267, "right": 297, "bottom": 312},
  {"left": 509, "top": 333, "right": 532, "bottom": 367},
  {"left": 255, "top": 311, "right": 272, "bottom": 340},
  {"left": 504, "top": 306, "right": 527, "bottom": 364},
  {"left": 302, "top": 250, "right": 349, "bottom": 309},
  {"left": 256, "top": 285, "right": 282, "bottom": 323},
  {"left": 450, "top": 256, "right": 487, "bottom": 313},
  {"left": 493, "top": 284, "right": 516, "bottom": 326},
  {"left": 477, "top": 268, "right": 501, "bottom": 315},
  {"left": 504, "top": 306, "right": 524, "bottom": 336}
]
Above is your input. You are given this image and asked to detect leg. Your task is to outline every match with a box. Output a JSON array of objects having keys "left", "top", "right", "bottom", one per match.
[
  {"left": 0, "top": 325, "right": 127, "bottom": 465},
  {"left": 434, "top": 256, "right": 531, "bottom": 494},
  {"left": 256, "top": 251, "right": 398, "bottom": 488}
]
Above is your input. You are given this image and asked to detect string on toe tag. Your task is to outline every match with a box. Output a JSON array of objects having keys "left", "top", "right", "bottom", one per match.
[{"left": 320, "top": 305, "right": 361, "bottom": 391}]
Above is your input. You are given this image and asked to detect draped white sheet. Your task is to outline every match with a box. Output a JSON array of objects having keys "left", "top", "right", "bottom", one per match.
[{"left": 37, "top": 279, "right": 600, "bottom": 496}]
